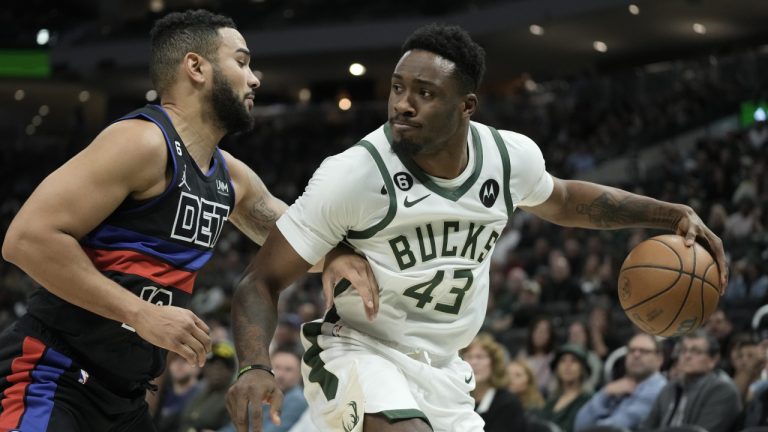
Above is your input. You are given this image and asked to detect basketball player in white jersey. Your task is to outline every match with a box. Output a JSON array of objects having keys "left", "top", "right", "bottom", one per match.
[{"left": 226, "top": 24, "right": 727, "bottom": 432}]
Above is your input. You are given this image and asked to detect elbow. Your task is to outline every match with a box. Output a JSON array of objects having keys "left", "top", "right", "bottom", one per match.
[
  {"left": 2, "top": 227, "right": 24, "bottom": 265},
  {"left": 2, "top": 224, "right": 47, "bottom": 269},
  {"left": 235, "top": 270, "right": 284, "bottom": 300}
]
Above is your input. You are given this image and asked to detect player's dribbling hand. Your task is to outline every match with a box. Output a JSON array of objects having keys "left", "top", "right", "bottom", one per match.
[
  {"left": 226, "top": 371, "right": 284, "bottom": 432},
  {"left": 130, "top": 304, "right": 212, "bottom": 367},
  {"left": 674, "top": 206, "right": 729, "bottom": 293},
  {"left": 322, "top": 245, "right": 380, "bottom": 321}
]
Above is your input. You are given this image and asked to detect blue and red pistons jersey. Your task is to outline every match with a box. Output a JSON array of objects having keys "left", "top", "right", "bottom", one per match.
[{"left": 25, "top": 104, "right": 235, "bottom": 388}]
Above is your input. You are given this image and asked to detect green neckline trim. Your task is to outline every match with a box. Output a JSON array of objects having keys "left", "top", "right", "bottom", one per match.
[{"left": 383, "top": 122, "right": 484, "bottom": 202}]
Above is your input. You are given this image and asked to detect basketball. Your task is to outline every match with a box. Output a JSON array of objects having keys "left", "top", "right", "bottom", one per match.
[{"left": 618, "top": 234, "right": 720, "bottom": 337}]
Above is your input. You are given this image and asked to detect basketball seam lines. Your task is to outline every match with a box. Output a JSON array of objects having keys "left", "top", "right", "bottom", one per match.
[
  {"left": 622, "top": 239, "right": 684, "bottom": 313},
  {"left": 658, "top": 240, "right": 697, "bottom": 335},
  {"left": 621, "top": 264, "right": 719, "bottom": 291},
  {"left": 622, "top": 270, "right": 685, "bottom": 312},
  {"left": 701, "top": 262, "right": 720, "bottom": 295}
]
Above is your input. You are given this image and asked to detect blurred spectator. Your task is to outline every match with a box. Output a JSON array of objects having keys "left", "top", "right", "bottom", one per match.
[
  {"left": 272, "top": 313, "right": 303, "bottom": 356},
  {"left": 462, "top": 333, "right": 528, "bottom": 432},
  {"left": 588, "top": 304, "right": 622, "bottom": 360},
  {"left": 705, "top": 308, "right": 735, "bottom": 362},
  {"left": 728, "top": 333, "right": 765, "bottom": 404},
  {"left": 536, "top": 344, "right": 593, "bottom": 432},
  {"left": 518, "top": 316, "right": 557, "bottom": 397},
  {"left": 748, "top": 120, "right": 768, "bottom": 150},
  {"left": 641, "top": 330, "right": 741, "bottom": 432},
  {"left": 263, "top": 350, "right": 308, "bottom": 432},
  {"left": 511, "top": 278, "right": 542, "bottom": 329},
  {"left": 726, "top": 257, "right": 768, "bottom": 302},
  {"left": 296, "top": 301, "right": 320, "bottom": 324},
  {"left": 574, "top": 333, "right": 666, "bottom": 431},
  {"left": 178, "top": 341, "right": 236, "bottom": 432},
  {"left": 155, "top": 353, "right": 201, "bottom": 432},
  {"left": 542, "top": 250, "right": 582, "bottom": 306},
  {"left": 507, "top": 360, "right": 546, "bottom": 413},
  {"left": 566, "top": 321, "right": 603, "bottom": 391}
]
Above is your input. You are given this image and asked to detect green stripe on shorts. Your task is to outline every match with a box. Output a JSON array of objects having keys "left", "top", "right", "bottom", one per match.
[
  {"left": 379, "top": 408, "right": 431, "bottom": 427},
  {"left": 302, "top": 322, "right": 339, "bottom": 401}
]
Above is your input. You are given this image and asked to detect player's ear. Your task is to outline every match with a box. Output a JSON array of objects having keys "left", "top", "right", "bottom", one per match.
[
  {"left": 182, "top": 52, "right": 208, "bottom": 85},
  {"left": 462, "top": 93, "right": 478, "bottom": 118}
]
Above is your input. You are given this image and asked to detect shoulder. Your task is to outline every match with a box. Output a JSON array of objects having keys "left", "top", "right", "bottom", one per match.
[
  {"left": 218, "top": 149, "right": 247, "bottom": 180},
  {"left": 309, "top": 145, "right": 378, "bottom": 188},
  {"left": 495, "top": 129, "right": 544, "bottom": 160},
  {"left": 84, "top": 119, "right": 169, "bottom": 191},
  {"left": 95, "top": 119, "right": 167, "bottom": 156}
]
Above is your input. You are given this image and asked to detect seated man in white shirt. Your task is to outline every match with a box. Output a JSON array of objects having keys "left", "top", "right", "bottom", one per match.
[{"left": 575, "top": 333, "right": 667, "bottom": 431}]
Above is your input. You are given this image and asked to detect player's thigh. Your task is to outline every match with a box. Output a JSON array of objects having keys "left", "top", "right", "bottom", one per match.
[
  {"left": 111, "top": 402, "right": 157, "bottom": 432},
  {"left": 364, "top": 413, "right": 432, "bottom": 432}
]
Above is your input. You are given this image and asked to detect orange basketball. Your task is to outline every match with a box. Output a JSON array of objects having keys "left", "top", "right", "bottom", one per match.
[{"left": 618, "top": 234, "right": 720, "bottom": 337}]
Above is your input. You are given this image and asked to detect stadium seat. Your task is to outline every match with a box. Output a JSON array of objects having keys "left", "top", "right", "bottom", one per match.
[{"left": 603, "top": 346, "right": 628, "bottom": 383}]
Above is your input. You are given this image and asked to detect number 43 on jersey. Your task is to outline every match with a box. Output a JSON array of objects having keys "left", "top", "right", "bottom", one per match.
[{"left": 403, "top": 269, "right": 473, "bottom": 315}]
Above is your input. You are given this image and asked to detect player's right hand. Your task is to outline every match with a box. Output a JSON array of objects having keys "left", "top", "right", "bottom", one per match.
[
  {"left": 322, "top": 245, "right": 380, "bottom": 321},
  {"left": 130, "top": 304, "right": 212, "bottom": 367},
  {"left": 226, "top": 370, "right": 284, "bottom": 432}
]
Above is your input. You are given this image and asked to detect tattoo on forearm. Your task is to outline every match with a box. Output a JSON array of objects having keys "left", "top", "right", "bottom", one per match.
[
  {"left": 241, "top": 195, "right": 278, "bottom": 243},
  {"left": 575, "top": 193, "right": 681, "bottom": 229}
]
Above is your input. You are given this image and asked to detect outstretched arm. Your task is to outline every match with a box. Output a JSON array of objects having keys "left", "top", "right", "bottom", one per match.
[
  {"left": 521, "top": 177, "right": 728, "bottom": 289},
  {"left": 226, "top": 226, "right": 312, "bottom": 432},
  {"left": 223, "top": 151, "right": 288, "bottom": 246},
  {"left": 223, "top": 152, "right": 379, "bottom": 318}
]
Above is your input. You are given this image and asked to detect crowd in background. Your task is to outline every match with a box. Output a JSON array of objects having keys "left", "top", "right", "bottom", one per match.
[{"left": 1, "top": 47, "right": 768, "bottom": 431}]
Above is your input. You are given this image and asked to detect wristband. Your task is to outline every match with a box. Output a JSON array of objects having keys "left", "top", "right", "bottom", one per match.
[{"left": 237, "top": 364, "right": 275, "bottom": 380}]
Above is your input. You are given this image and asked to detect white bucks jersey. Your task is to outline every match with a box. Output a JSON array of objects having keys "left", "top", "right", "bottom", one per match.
[{"left": 278, "top": 121, "right": 552, "bottom": 357}]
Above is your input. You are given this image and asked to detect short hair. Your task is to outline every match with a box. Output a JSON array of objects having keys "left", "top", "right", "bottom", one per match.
[
  {"left": 683, "top": 329, "right": 720, "bottom": 358},
  {"left": 628, "top": 333, "right": 662, "bottom": 353},
  {"left": 149, "top": 9, "right": 236, "bottom": 95},
  {"left": 401, "top": 23, "right": 486, "bottom": 93}
]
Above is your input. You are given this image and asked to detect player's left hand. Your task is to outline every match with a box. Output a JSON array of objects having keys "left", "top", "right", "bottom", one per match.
[
  {"left": 675, "top": 206, "right": 729, "bottom": 293},
  {"left": 226, "top": 369, "right": 283, "bottom": 432},
  {"left": 322, "top": 244, "right": 380, "bottom": 321}
]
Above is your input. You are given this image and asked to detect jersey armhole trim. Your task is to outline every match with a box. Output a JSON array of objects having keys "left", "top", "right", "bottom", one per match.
[
  {"left": 215, "top": 148, "right": 237, "bottom": 207},
  {"left": 112, "top": 112, "right": 178, "bottom": 215},
  {"left": 347, "top": 140, "right": 397, "bottom": 240},
  {"left": 489, "top": 127, "right": 514, "bottom": 218}
]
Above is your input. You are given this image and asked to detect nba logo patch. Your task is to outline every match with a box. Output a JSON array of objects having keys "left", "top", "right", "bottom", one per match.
[
  {"left": 332, "top": 324, "right": 344, "bottom": 337},
  {"left": 78, "top": 369, "right": 90, "bottom": 385}
]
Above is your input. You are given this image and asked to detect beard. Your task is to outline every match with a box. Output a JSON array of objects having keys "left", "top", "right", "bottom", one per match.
[
  {"left": 391, "top": 136, "right": 425, "bottom": 158},
  {"left": 210, "top": 66, "right": 254, "bottom": 134}
]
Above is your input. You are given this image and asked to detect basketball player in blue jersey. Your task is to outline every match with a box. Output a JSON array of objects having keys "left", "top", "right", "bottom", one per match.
[
  {"left": 0, "top": 10, "right": 375, "bottom": 432},
  {"left": 226, "top": 24, "right": 729, "bottom": 432}
]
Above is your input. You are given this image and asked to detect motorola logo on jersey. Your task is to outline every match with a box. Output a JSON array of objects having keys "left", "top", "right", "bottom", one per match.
[
  {"left": 171, "top": 191, "right": 231, "bottom": 247},
  {"left": 479, "top": 179, "right": 500, "bottom": 207},
  {"left": 393, "top": 172, "right": 414, "bottom": 191}
]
